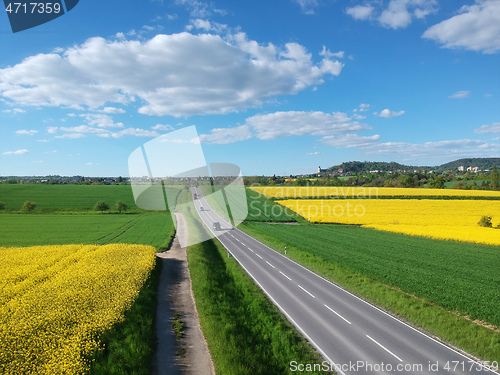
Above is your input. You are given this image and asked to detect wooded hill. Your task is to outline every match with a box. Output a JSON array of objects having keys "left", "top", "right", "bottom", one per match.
[{"left": 324, "top": 158, "right": 500, "bottom": 174}]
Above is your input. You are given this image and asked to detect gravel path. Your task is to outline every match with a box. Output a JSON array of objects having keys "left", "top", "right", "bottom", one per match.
[{"left": 152, "top": 213, "right": 214, "bottom": 375}]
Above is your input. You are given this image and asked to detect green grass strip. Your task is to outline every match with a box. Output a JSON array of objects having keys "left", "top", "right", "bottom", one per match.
[{"left": 90, "top": 258, "right": 162, "bottom": 375}]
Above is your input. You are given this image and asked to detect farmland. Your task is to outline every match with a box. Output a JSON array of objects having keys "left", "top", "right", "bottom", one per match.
[
  {"left": 251, "top": 186, "right": 500, "bottom": 199},
  {"left": 0, "top": 243, "right": 156, "bottom": 374},
  {"left": 0, "top": 184, "right": 138, "bottom": 211},
  {"left": 278, "top": 199, "right": 500, "bottom": 246}
]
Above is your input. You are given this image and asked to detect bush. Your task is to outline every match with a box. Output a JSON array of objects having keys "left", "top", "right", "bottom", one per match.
[
  {"left": 478, "top": 215, "right": 493, "bottom": 228},
  {"left": 94, "top": 201, "right": 110, "bottom": 214},
  {"left": 21, "top": 201, "right": 36, "bottom": 213},
  {"left": 0, "top": 202, "right": 5, "bottom": 210},
  {"left": 114, "top": 200, "right": 128, "bottom": 214}
]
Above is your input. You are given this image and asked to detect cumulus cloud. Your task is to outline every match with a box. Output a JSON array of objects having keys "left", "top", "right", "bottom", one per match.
[
  {"left": 294, "top": 0, "right": 318, "bottom": 14},
  {"left": 320, "top": 46, "right": 345, "bottom": 59},
  {"left": 2, "top": 108, "right": 25, "bottom": 114},
  {"left": 0, "top": 32, "right": 344, "bottom": 117},
  {"left": 346, "top": 5, "right": 375, "bottom": 20},
  {"left": 474, "top": 122, "right": 500, "bottom": 134},
  {"left": 320, "top": 134, "right": 381, "bottom": 148},
  {"left": 423, "top": 0, "right": 500, "bottom": 54},
  {"left": 2, "top": 149, "right": 28, "bottom": 155},
  {"left": 448, "top": 90, "right": 470, "bottom": 99},
  {"left": 347, "top": 0, "right": 437, "bottom": 29},
  {"left": 55, "top": 133, "right": 85, "bottom": 139},
  {"left": 198, "top": 111, "right": 370, "bottom": 144},
  {"left": 151, "top": 124, "right": 174, "bottom": 131},
  {"left": 16, "top": 129, "right": 38, "bottom": 135},
  {"left": 199, "top": 125, "right": 253, "bottom": 144},
  {"left": 363, "top": 139, "right": 496, "bottom": 158},
  {"left": 100, "top": 107, "right": 126, "bottom": 114},
  {"left": 246, "top": 111, "right": 370, "bottom": 140},
  {"left": 374, "top": 109, "right": 405, "bottom": 118},
  {"left": 111, "top": 128, "right": 159, "bottom": 138}
]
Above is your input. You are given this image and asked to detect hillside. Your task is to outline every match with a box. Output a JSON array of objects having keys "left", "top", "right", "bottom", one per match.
[{"left": 324, "top": 158, "right": 499, "bottom": 174}]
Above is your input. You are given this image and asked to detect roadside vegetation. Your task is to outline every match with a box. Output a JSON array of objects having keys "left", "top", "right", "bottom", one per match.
[{"left": 240, "top": 222, "right": 500, "bottom": 363}]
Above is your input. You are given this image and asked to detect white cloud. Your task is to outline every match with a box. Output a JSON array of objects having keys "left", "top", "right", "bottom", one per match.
[
  {"left": 33, "top": 160, "right": 43, "bottom": 164},
  {"left": 0, "top": 32, "right": 344, "bottom": 117},
  {"left": 111, "top": 128, "right": 160, "bottom": 138},
  {"left": 55, "top": 133, "right": 85, "bottom": 139},
  {"left": 2, "top": 149, "right": 28, "bottom": 155},
  {"left": 484, "top": 93, "right": 492, "bottom": 98},
  {"left": 16, "top": 129, "right": 38, "bottom": 135},
  {"left": 199, "top": 125, "right": 252, "bottom": 144},
  {"left": 320, "top": 46, "right": 345, "bottom": 59},
  {"left": 448, "top": 90, "right": 470, "bottom": 99},
  {"left": 59, "top": 125, "right": 109, "bottom": 134},
  {"left": 151, "top": 124, "right": 174, "bottom": 131},
  {"left": 320, "top": 134, "right": 381, "bottom": 148},
  {"left": 346, "top": 5, "right": 375, "bottom": 20},
  {"left": 2, "top": 108, "right": 25, "bottom": 114},
  {"left": 37, "top": 139, "right": 50, "bottom": 142},
  {"left": 306, "top": 151, "right": 321, "bottom": 155},
  {"left": 375, "top": 108, "right": 405, "bottom": 118},
  {"left": 47, "top": 127, "right": 58, "bottom": 134},
  {"left": 474, "top": 122, "right": 500, "bottom": 134},
  {"left": 423, "top": 0, "right": 500, "bottom": 54},
  {"left": 175, "top": 0, "right": 226, "bottom": 18},
  {"left": 197, "top": 110, "right": 371, "bottom": 144},
  {"left": 189, "top": 18, "right": 212, "bottom": 31},
  {"left": 100, "top": 107, "right": 126, "bottom": 114},
  {"left": 363, "top": 139, "right": 496, "bottom": 158},
  {"left": 246, "top": 111, "right": 371, "bottom": 140},
  {"left": 352, "top": 113, "right": 367, "bottom": 120},
  {"left": 294, "top": 0, "right": 318, "bottom": 14},
  {"left": 347, "top": 0, "right": 437, "bottom": 29},
  {"left": 80, "top": 114, "right": 124, "bottom": 128},
  {"left": 358, "top": 103, "right": 370, "bottom": 112}
]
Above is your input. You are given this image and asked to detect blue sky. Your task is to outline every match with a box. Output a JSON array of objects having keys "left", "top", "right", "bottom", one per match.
[{"left": 0, "top": 0, "right": 499, "bottom": 177}]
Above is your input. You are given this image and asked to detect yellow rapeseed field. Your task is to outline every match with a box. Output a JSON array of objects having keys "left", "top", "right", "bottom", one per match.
[
  {"left": 278, "top": 199, "right": 500, "bottom": 246},
  {"left": 0, "top": 244, "right": 156, "bottom": 374},
  {"left": 251, "top": 186, "right": 500, "bottom": 199}
]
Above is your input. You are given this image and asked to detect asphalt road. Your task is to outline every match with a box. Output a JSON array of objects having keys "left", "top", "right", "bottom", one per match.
[{"left": 191, "top": 187, "right": 498, "bottom": 375}]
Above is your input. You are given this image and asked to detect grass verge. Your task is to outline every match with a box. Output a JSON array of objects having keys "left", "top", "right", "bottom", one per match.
[
  {"left": 187, "top": 238, "right": 332, "bottom": 374},
  {"left": 240, "top": 222, "right": 500, "bottom": 364},
  {"left": 90, "top": 258, "right": 162, "bottom": 375}
]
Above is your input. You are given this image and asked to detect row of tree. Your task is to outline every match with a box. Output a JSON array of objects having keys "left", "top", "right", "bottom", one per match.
[{"left": 0, "top": 200, "right": 129, "bottom": 213}]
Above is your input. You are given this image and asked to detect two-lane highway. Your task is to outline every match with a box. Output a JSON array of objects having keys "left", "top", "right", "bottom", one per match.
[{"left": 191, "top": 187, "right": 497, "bottom": 375}]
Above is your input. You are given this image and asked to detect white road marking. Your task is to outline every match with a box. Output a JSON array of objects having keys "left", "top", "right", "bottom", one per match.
[
  {"left": 298, "top": 285, "right": 315, "bottom": 299},
  {"left": 266, "top": 261, "right": 275, "bottom": 268},
  {"left": 323, "top": 304, "right": 352, "bottom": 325},
  {"left": 366, "top": 335, "right": 403, "bottom": 362},
  {"left": 256, "top": 254, "right": 263, "bottom": 259},
  {"left": 248, "top": 248, "right": 254, "bottom": 252},
  {"left": 280, "top": 271, "right": 292, "bottom": 281}
]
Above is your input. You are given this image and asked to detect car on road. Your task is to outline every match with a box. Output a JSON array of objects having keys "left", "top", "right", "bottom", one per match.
[
  {"left": 199, "top": 206, "right": 204, "bottom": 211},
  {"left": 213, "top": 222, "right": 221, "bottom": 231}
]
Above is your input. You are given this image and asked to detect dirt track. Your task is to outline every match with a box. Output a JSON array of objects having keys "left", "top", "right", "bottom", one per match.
[{"left": 152, "top": 213, "right": 214, "bottom": 375}]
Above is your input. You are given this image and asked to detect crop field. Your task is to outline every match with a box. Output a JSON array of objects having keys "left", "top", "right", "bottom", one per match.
[
  {"left": 251, "top": 186, "right": 500, "bottom": 199},
  {"left": 0, "top": 184, "right": 138, "bottom": 211},
  {"left": 0, "top": 213, "right": 174, "bottom": 248},
  {"left": 0, "top": 243, "right": 156, "bottom": 374},
  {"left": 278, "top": 199, "right": 500, "bottom": 246}
]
